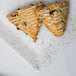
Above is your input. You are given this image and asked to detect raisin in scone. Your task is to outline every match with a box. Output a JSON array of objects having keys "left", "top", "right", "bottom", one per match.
[
  {"left": 35, "top": 1, "right": 69, "bottom": 36},
  {"left": 7, "top": 2, "right": 44, "bottom": 42}
]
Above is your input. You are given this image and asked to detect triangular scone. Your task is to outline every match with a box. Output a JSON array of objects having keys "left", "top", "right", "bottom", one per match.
[
  {"left": 7, "top": 2, "right": 44, "bottom": 42},
  {"left": 35, "top": 1, "right": 69, "bottom": 36}
]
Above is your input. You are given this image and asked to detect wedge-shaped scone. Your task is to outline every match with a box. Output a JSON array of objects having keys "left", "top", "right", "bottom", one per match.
[
  {"left": 7, "top": 2, "right": 44, "bottom": 42},
  {"left": 35, "top": 1, "right": 69, "bottom": 36}
]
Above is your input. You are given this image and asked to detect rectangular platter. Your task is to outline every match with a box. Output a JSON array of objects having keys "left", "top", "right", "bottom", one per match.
[{"left": 0, "top": 0, "right": 76, "bottom": 71}]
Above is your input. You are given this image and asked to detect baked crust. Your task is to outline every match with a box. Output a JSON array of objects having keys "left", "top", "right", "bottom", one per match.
[
  {"left": 35, "top": 1, "right": 69, "bottom": 36},
  {"left": 7, "top": 2, "right": 44, "bottom": 42}
]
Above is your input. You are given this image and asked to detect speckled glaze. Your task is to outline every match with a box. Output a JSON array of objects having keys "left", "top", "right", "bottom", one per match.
[{"left": 0, "top": 0, "right": 76, "bottom": 71}]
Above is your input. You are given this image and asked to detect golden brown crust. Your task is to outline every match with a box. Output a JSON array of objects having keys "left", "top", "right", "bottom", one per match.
[
  {"left": 35, "top": 1, "right": 69, "bottom": 37},
  {"left": 7, "top": 2, "right": 44, "bottom": 42}
]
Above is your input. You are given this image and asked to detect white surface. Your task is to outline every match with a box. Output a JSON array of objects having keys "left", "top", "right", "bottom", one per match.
[
  {"left": 0, "top": 0, "right": 76, "bottom": 75},
  {"left": 0, "top": 37, "right": 76, "bottom": 76},
  {"left": 0, "top": 0, "right": 76, "bottom": 71}
]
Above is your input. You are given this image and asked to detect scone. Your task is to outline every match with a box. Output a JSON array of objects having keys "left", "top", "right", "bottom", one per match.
[
  {"left": 35, "top": 1, "right": 69, "bottom": 36},
  {"left": 7, "top": 2, "right": 44, "bottom": 42}
]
